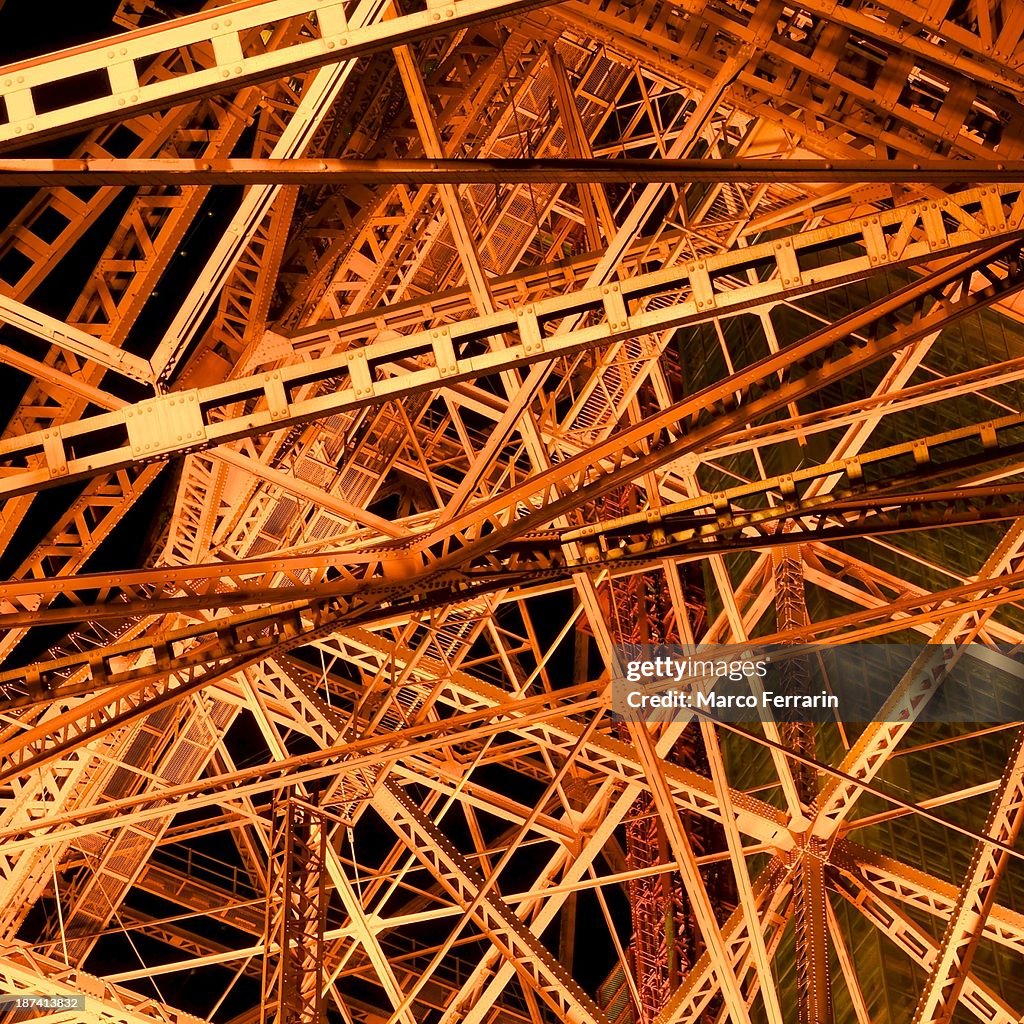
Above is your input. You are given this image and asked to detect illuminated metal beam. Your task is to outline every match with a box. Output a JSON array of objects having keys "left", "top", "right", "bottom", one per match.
[
  {"left": 1, "top": 186, "right": 1020, "bottom": 504},
  {"left": 834, "top": 840, "right": 1024, "bottom": 958},
  {"left": 147, "top": 63, "right": 369, "bottom": 385},
  {"left": 0, "top": 680, "right": 611, "bottom": 853},
  {"left": 652, "top": 860, "right": 794, "bottom": 1024},
  {"left": 0, "top": 294, "right": 154, "bottom": 385},
  {"left": 833, "top": 873, "right": 1022, "bottom": 1024},
  {"left": 699, "top": 720, "right": 785, "bottom": 1024},
  {"left": 558, "top": 0, "right": 1022, "bottom": 168},
  {"left": 809, "top": 523, "right": 1024, "bottom": 844},
  {"left": 0, "top": 0, "right": 563, "bottom": 149},
  {"left": 0, "top": 945, "right": 208, "bottom": 1024},
  {"left": 627, "top": 719, "right": 754, "bottom": 1024},
  {"left": 373, "top": 782, "right": 611, "bottom": 1024},
  {"left": 2, "top": 157, "right": 1024, "bottom": 186},
  {"left": 8, "top": 523, "right": 1024, "bottom": 722},
  {"left": 911, "top": 727, "right": 1024, "bottom": 1024},
  {"left": 6, "top": 401, "right": 1024, "bottom": 616},
  {"left": 826, "top": 902, "right": 871, "bottom": 1024},
  {"left": 261, "top": 797, "right": 329, "bottom": 1024}
]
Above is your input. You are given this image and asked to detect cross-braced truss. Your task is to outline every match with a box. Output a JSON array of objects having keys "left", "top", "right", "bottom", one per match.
[{"left": 0, "top": 0, "right": 1023, "bottom": 1022}]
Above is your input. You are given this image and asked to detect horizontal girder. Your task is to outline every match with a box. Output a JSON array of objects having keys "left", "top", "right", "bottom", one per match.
[{"left": 2, "top": 157, "right": 1024, "bottom": 186}]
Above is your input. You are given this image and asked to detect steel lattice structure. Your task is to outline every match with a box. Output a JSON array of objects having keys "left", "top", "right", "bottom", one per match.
[{"left": 0, "top": 0, "right": 1023, "bottom": 1022}]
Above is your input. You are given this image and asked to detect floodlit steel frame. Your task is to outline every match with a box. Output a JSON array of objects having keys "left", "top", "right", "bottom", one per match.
[{"left": 1, "top": 0, "right": 1024, "bottom": 1023}]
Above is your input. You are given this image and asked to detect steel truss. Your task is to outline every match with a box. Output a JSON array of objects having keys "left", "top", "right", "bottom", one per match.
[{"left": 0, "top": 1, "right": 1023, "bottom": 1023}]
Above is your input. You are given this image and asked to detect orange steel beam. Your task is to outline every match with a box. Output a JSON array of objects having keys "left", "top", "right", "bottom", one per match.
[
  {"left": 2, "top": 157, "right": 1024, "bottom": 185},
  {"left": 0, "top": 191, "right": 1019, "bottom": 504},
  {"left": 911, "top": 728, "right": 1024, "bottom": 1024},
  {"left": 832, "top": 873, "right": 1022, "bottom": 1024},
  {"left": 5, "top": 408, "right": 1024, "bottom": 623},
  {"left": 0, "top": 0, "right": 566, "bottom": 149}
]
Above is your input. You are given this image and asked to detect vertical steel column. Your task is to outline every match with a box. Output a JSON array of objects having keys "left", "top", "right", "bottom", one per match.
[
  {"left": 602, "top": 484, "right": 713, "bottom": 1024},
  {"left": 773, "top": 545, "right": 833, "bottom": 1024},
  {"left": 794, "top": 836, "right": 832, "bottom": 1024},
  {"left": 261, "top": 796, "right": 329, "bottom": 1024},
  {"left": 605, "top": 488, "right": 675, "bottom": 1024},
  {"left": 771, "top": 545, "right": 818, "bottom": 804}
]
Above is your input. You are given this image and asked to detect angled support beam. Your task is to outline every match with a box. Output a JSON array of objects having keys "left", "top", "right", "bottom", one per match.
[
  {"left": 911, "top": 727, "right": 1024, "bottom": 1024},
  {"left": 0, "top": 342, "right": 128, "bottom": 412},
  {"left": 326, "top": 858, "right": 418, "bottom": 1024},
  {"left": 372, "top": 781, "right": 610, "bottom": 1024},
  {"left": 811, "top": 515, "right": 1024, "bottom": 842},
  {"left": 652, "top": 859, "right": 794, "bottom": 1024},
  {"left": 825, "top": 902, "right": 871, "bottom": 1024},
  {"left": 0, "top": 945, "right": 208, "bottom": 1024},
  {"left": 790, "top": 0, "right": 1024, "bottom": 93},
  {"left": 149, "top": 55, "right": 370, "bottom": 384},
  {"left": 546, "top": 47, "right": 616, "bottom": 246},
  {"left": 833, "top": 873, "right": 1023, "bottom": 1024},
  {"left": 834, "top": 840, "right": 1024, "bottom": 958},
  {"left": 0, "top": 294, "right": 154, "bottom": 385},
  {"left": 0, "top": 0, "right": 562, "bottom": 150},
  {"left": 698, "top": 720, "right": 785, "bottom": 1024},
  {"left": 810, "top": 647, "right": 957, "bottom": 841}
]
